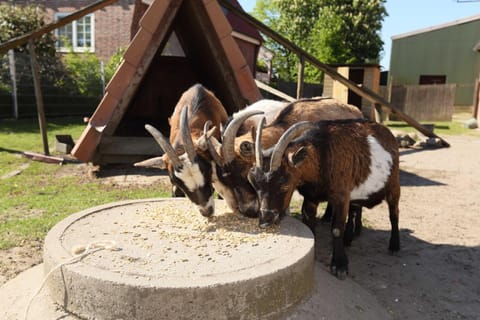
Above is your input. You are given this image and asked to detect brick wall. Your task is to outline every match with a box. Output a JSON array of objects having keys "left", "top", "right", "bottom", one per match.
[{"left": 2, "top": 0, "right": 135, "bottom": 62}]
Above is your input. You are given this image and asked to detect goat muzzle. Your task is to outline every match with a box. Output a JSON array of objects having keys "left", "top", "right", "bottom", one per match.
[{"left": 259, "top": 209, "right": 280, "bottom": 228}]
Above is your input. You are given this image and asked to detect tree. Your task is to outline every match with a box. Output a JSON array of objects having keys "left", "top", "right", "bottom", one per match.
[
  {"left": 252, "top": 0, "right": 387, "bottom": 82},
  {"left": 0, "top": 2, "right": 68, "bottom": 89}
]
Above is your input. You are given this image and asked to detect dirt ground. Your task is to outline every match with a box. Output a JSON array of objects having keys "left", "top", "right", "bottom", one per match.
[{"left": 1, "top": 134, "right": 480, "bottom": 319}]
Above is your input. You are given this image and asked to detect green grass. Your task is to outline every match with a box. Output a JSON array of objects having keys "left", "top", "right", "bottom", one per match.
[
  {"left": 385, "top": 112, "right": 480, "bottom": 137},
  {"left": 0, "top": 117, "right": 169, "bottom": 249}
]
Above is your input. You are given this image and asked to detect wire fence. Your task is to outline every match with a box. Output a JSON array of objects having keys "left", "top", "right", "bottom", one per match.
[{"left": 0, "top": 50, "right": 105, "bottom": 119}]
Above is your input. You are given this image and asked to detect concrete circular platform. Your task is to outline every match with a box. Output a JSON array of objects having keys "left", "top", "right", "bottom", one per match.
[{"left": 43, "top": 198, "right": 315, "bottom": 320}]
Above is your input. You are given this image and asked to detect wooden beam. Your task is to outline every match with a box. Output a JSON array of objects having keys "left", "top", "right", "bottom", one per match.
[
  {"left": 99, "top": 137, "right": 162, "bottom": 155},
  {"left": 255, "top": 80, "right": 295, "bottom": 102},
  {"left": 219, "top": 0, "right": 449, "bottom": 147},
  {"left": 0, "top": 0, "right": 119, "bottom": 54},
  {"left": 28, "top": 40, "right": 49, "bottom": 155},
  {"left": 297, "top": 55, "right": 305, "bottom": 99}
]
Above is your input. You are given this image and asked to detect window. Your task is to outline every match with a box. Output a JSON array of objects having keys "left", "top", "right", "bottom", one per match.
[
  {"left": 55, "top": 13, "right": 94, "bottom": 53},
  {"left": 419, "top": 75, "right": 446, "bottom": 85}
]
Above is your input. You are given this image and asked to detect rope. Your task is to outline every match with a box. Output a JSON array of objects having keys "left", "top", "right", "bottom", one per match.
[{"left": 23, "top": 240, "right": 119, "bottom": 320}]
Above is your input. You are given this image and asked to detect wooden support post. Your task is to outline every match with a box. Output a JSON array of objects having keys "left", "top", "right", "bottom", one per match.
[
  {"left": 297, "top": 55, "right": 305, "bottom": 99},
  {"left": 8, "top": 50, "right": 18, "bottom": 119},
  {"left": 28, "top": 39, "right": 49, "bottom": 156}
]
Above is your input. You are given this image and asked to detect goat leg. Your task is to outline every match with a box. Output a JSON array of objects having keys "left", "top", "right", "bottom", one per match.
[
  {"left": 329, "top": 199, "right": 349, "bottom": 279},
  {"left": 301, "top": 199, "right": 319, "bottom": 233}
]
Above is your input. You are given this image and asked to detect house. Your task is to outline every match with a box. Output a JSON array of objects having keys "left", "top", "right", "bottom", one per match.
[{"left": 389, "top": 14, "right": 480, "bottom": 119}]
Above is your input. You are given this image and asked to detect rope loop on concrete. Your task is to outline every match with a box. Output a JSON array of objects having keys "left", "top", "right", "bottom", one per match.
[{"left": 23, "top": 240, "right": 119, "bottom": 320}]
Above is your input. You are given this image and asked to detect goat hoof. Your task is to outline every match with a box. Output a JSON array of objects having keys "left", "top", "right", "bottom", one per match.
[
  {"left": 330, "top": 265, "right": 348, "bottom": 279},
  {"left": 388, "top": 249, "right": 400, "bottom": 256},
  {"left": 336, "top": 270, "right": 348, "bottom": 280}
]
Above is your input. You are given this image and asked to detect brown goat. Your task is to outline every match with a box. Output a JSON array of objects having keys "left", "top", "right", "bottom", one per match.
[
  {"left": 248, "top": 119, "right": 400, "bottom": 279},
  {"left": 206, "top": 97, "right": 364, "bottom": 220}
]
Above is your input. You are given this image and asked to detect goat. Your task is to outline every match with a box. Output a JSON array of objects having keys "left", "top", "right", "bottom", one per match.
[
  {"left": 135, "top": 84, "right": 228, "bottom": 217},
  {"left": 206, "top": 97, "right": 364, "bottom": 224},
  {"left": 248, "top": 119, "right": 400, "bottom": 279},
  {"left": 135, "top": 84, "right": 287, "bottom": 218}
]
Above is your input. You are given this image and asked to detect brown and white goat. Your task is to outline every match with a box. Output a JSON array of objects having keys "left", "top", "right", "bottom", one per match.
[
  {"left": 135, "top": 84, "right": 228, "bottom": 217},
  {"left": 248, "top": 119, "right": 400, "bottom": 278},
  {"left": 206, "top": 97, "right": 364, "bottom": 221}
]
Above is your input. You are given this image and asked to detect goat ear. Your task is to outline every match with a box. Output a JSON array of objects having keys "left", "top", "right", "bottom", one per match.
[
  {"left": 240, "top": 141, "right": 254, "bottom": 157},
  {"left": 288, "top": 146, "right": 308, "bottom": 168},
  {"left": 134, "top": 155, "right": 168, "bottom": 170}
]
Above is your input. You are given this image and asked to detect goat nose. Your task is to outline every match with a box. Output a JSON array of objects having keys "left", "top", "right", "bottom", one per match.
[
  {"left": 259, "top": 209, "right": 278, "bottom": 228},
  {"left": 199, "top": 205, "right": 214, "bottom": 217}
]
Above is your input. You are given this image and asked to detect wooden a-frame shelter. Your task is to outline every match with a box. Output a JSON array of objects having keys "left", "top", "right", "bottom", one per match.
[{"left": 71, "top": 0, "right": 262, "bottom": 165}]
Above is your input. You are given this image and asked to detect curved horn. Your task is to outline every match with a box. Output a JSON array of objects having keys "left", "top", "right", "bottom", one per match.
[
  {"left": 222, "top": 110, "right": 264, "bottom": 164},
  {"left": 255, "top": 117, "right": 266, "bottom": 169},
  {"left": 145, "top": 124, "right": 182, "bottom": 168},
  {"left": 180, "top": 106, "right": 196, "bottom": 162},
  {"left": 269, "top": 121, "right": 316, "bottom": 172},
  {"left": 204, "top": 121, "right": 224, "bottom": 166}
]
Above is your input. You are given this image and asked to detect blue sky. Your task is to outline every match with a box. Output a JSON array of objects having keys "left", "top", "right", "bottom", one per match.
[{"left": 237, "top": 0, "right": 479, "bottom": 70}]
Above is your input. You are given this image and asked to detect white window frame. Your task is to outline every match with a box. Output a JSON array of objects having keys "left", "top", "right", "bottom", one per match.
[{"left": 55, "top": 13, "right": 95, "bottom": 53}]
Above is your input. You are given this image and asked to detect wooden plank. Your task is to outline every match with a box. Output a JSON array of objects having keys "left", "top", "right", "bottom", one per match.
[
  {"left": 255, "top": 80, "right": 295, "bottom": 102},
  {"left": 219, "top": 0, "right": 450, "bottom": 147},
  {"left": 23, "top": 151, "right": 64, "bottom": 164},
  {"left": 98, "top": 137, "right": 162, "bottom": 156}
]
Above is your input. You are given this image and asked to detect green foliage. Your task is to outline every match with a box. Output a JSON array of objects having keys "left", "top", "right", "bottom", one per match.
[
  {"left": 0, "top": 2, "right": 67, "bottom": 88},
  {"left": 311, "top": 0, "right": 387, "bottom": 65},
  {"left": 105, "top": 48, "right": 126, "bottom": 83},
  {"left": 62, "top": 51, "right": 103, "bottom": 97},
  {"left": 252, "top": 0, "right": 387, "bottom": 82}
]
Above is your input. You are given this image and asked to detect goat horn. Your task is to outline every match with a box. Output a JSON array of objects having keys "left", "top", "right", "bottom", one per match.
[
  {"left": 180, "top": 106, "right": 197, "bottom": 163},
  {"left": 145, "top": 124, "right": 182, "bottom": 168},
  {"left": 269, "top": 121, "right": 316, "bottom": 172},
  {"left": 204, "top": 121, "right": 224, "bottom": 166},
  {"left": 254, "top": 117, "right": 266, "bottom": 169},
  {"left": 222, "top": 110, "right": 264, "bottom": 164}
]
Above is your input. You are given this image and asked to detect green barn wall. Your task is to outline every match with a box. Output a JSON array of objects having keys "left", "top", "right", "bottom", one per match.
[{"left": 390, "top": 17, "right": 480, "bottom": 107}]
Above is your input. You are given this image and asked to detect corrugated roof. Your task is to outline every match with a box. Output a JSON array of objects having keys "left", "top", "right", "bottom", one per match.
[{"left": 392, "top": 13, "right": 480, "bottom": 40}]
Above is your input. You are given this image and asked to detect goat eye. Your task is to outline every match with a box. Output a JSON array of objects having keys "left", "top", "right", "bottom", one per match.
[{"left": 280, "top": 184, "right": 290, "bottom": 192}]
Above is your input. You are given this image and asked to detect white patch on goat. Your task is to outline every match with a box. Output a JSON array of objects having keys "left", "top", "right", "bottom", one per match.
[
  {"left": 211, "top": 163, "right": 238, "bottom": 212},
  {"left": 350, "top": 136, "right": 392, "bottom": 200},
  {"left": 174, "top": 154, "right": 205, "bottom": 192}
]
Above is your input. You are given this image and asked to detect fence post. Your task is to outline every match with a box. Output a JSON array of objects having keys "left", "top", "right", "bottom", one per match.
[
  {"left": 296, "top": 55, "right": 305, "bottom": 99},
  {"left": 100, "top": 60, "right": 105, "bottom": 96},
  {"left": 8, "top": 49, "right": 19, "bottom": 119},
  {"left": 28, "top": 39, "right": 50, "bottom": 155}
]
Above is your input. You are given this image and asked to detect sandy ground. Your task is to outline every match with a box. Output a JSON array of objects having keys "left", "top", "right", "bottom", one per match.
[
  {"left": 312, "top": 134, "right": 480, "bottom": 320},
  {"left": 1, "top": 134, "right": 480, "bottom": 319}
]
